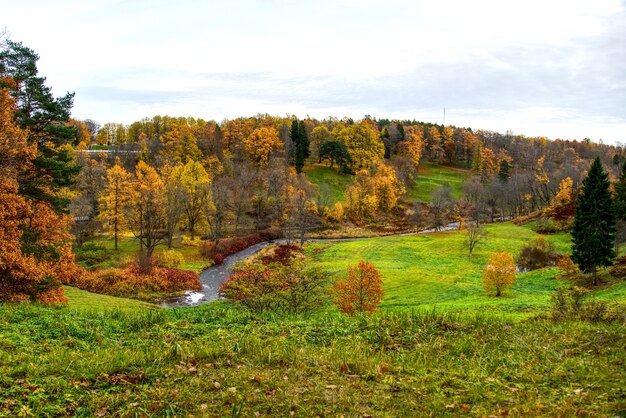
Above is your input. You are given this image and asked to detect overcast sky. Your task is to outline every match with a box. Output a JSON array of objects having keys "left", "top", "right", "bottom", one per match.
[{"left": 4, "top": 0, "right": 625, "bottom": 143}]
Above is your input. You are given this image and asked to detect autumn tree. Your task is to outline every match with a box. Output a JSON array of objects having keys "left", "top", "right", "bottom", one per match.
[
  {"left": 571, "top": 157, "right": 615, "bottom": 284},
  {"left": 161, "top": 164, "right": 185, "bottom": 249},
  {"left": 397, "top": 125, "right": 423, "bottom": 171},
  {"left": 171, "top": 160, "right": 213, "bottom": 240},
  {"left": 124, "top": 161, "right": 167, "bottom": 268},
  {"left": 333, "top": 260, "right": 384, "bottom": 316},
  {"left": 310, "top": 125, "right": 332, "bottom": 162},
  {"left": 483, "top": 252, "right": 516, "bottom": 297},
  {"left": 243, "top": 126, "right": 281, "bottom": 166},
  {"left": 337, "top": 120, "right": 384, "bottom": 169},
  {"left": 101, "top": 163, "right": 132, "bottom": 250},
  {"left": 0, "top": 86, "right": 70, "bottom": 303}
]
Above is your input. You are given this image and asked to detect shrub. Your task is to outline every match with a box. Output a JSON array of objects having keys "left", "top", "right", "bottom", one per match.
[
  {"left": 550, "top": 286, "right": 624, "bottom": 323},
  {"left": 333, "top": 260, "right": 384, "bottom": 316},
  {"left": 609, "top": 256, "right": 626, "bottom": 278},
  {"left": 483, "top": 252, "right": 516, "bottom": 297},
  {"left": 220, "top": 260, "right": 330, "bottom": 315},
  {"left": 556, "top": 255, "right": 579, "bottom": 278},
  {"left": 259, "top": 244, "right": 303, "bottom": 266},
  {"left": 158, "top": 249, "right": 184, "bottom": 268},
  {"left": 74, "top": 242, "right": 111, "bottom": 268},
  {"left": 517, "top": 236, "right": 560, "bottom": 271},
  {"left": 65, "top": 264, "right": 201, "bottom": 300}
]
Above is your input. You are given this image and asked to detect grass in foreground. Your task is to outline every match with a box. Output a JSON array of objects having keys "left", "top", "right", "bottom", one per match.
[
  {"left": 407, "top": 162, "right": 473, "bottom": 202},
  {"left": 0, "top": 303, "right": 623, "bottom": 416},
  {"left": 306, "top": 223, "right": 573, "bottom": 316}
]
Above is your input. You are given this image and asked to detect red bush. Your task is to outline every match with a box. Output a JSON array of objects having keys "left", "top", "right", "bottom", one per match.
[{"left": 65, "top": 264, "right": 201, "bottom": 299}]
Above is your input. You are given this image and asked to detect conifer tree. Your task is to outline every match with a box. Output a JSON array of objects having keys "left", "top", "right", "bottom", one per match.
[
  {"left": 0, "top": 40, "right": 80, "bottom": 213},
  {"left": 571, "top": 157, "right": 615, "bottom": 284},
  {"left": 613, "top": 160, "right": 626, "bottom": 220}
]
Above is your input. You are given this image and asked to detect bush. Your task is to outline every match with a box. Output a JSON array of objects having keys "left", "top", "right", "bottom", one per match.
[
  {"left": 158, "top": 249, "right": 184, "bottom": 268},
  {"left": 517, "top": 236, "right": 560, "bottom": 271},
  {"left": 259, "top": 244, "right": 303, "bottom": 266},
  {"left": 65, "top": 263, "right": 201, "bottom": 300},
  {"left": 550, "top": 286, "right": 624, "bottom": 323},
  {"left": 74, "top": 242, "right": 111, "bottom": 268},
  {"left": 609, "top": 256, "right": 626, "bottom": 278},
  {"left": 220, "top": 260, "right": 330, "bottom": 315},
  {"left": 556, "top": 255, "right": 580, "bottom": 278},
  {"left": 533, "top": 217, "right": 572, "bottom": 234}
]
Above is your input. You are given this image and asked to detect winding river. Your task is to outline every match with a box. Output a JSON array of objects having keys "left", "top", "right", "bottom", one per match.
[{"left": 160, "top": 222, "right": 461, "bottom": 308}]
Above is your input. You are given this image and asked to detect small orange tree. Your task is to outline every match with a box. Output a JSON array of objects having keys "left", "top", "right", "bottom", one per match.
[
  {"left": 483, "top": 252, "right": 516, "bottom": 297},
  {"left": 333, "top": 260, "right": 384, "bottom": 316}
]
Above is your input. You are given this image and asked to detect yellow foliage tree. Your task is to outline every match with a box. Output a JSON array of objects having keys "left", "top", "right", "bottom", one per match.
[
  {"left": 483, "top": 252, "right": 516, "bottom": 297},
  {"left": 243, "top": 126, "right": 281, "bottom": 166},
  {"left": 398, "top": 125, "right": 423, "bottom": 170},
  {"left": 101, "top": 163, "right": 132, "bottom": 250}
]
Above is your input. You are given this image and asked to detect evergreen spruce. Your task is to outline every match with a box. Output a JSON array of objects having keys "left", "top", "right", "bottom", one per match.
[
  {"left": 0, "top": 40, "right": 80, "bottom": 213},
  {"left": 571, "top": 157, "right": 616, "bottom": 284},
  {"left": 613, "top": 160, "right": 626, "bottom": 220},
  {"left": 498, "top": 160, "right": 510, "bottom": 182},
  {"left": 290, "top": 119, "right": 309, "bottom": 174}
]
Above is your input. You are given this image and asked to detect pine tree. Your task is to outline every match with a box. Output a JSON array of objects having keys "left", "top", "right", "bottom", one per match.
[
  {"left": 0, "top": 40, "right": 80, "bottom": 213},
  {"left": 613, "top": 160, "right": 626, "bottom": 220},
  {"left": 571, "top": 157, "right": 615, "bottom": 284},
  {"left": 291, "top": 120, "right": 305, "bottom": 173},
  {"left": 498, "top": 160, "right": 510, "bottom": 182}
]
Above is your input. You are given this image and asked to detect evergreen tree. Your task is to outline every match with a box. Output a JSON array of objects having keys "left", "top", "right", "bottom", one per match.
[
  {"left": 571, "top": 157, "right": 615, "bottom": 284},
  {"left": 0, "top": 40, "right": 79, "bottom": 213},
  {"left": 291, "top": 119, "right": 309, "bottom": 173},
  {"left": 498, "top": 160, "right": 510, "bottom": 182},
  {"left": 613, "top": 160, "right": 626, "bottom": 220}
]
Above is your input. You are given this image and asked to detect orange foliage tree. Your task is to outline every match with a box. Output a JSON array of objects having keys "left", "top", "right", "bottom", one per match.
[
  {"left": 333, "top": 260, "right": 384, "bottom": 316},
  {"left": 483, "top": 252, "right": 516, "bottom": 297},
  {"left": 0, "top": 86, "right": 72, "bottom": 303},
  {"left": 243, "top": 126, "right": 281, "bottom": 166}
]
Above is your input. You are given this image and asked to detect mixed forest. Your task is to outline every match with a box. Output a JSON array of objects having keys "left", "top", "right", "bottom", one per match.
[{"left": 0, "top": 39, "right": 624, "bottom": 416}]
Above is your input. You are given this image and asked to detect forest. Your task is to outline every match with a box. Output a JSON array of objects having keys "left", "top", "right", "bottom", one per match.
[{"left": 0, "top": 39, "right": 624, "bottom": 416}]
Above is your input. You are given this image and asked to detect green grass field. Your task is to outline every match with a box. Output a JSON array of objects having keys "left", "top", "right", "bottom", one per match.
[
  {"left": 303, "top": 163, "right": 353, "bottom": 205},
  {"left": 1, "top": 222, "right": 624, "bottom": 416},
  {"left": 306, "top": 223, "right": 574, "bottom": 316},
  {"left": 63, "top": 286, "right": 157, "bottom": 311},
  {"left": 407, "top": 162, "right": 473, "bottom": 202}
]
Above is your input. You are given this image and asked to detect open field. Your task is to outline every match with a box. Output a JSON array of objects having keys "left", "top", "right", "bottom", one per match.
[
  {"left": 407, "top": 162, "right": 473, "bottom": 202},
  {"left": 1, "top": 223, "right": 624, "bottom": 416},
  {"left": 306, "top": 223, "right": 576, "bottom": 316}
]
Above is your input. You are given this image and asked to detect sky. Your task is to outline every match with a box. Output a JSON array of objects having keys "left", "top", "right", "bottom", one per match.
[{"left": 3, "top": 0, "right": 626, "bottom": 143}]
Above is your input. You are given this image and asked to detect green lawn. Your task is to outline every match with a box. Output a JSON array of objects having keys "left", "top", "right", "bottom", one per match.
[
  {"left": 303, "top": 164, "right": 353, "bottom": 205},
  {"left": 407, "top": 162, "right": 473, "bottom": 202},
  {"left": 63, "top": 286, "right": 157, "bottom": 311},
  {"left": 306, "top": 223, "right": 573, "bottom": 316}
]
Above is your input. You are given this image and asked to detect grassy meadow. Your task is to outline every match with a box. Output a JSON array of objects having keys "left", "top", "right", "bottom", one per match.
[
  {"left": 306, "top": 223, "right": 575, "bottom": 316},
  {"left": 407, "top": 162, "right": 473, "bottom": 202},
  {"left": 303, "top": 164, "right": 353, "bottom": 205}
]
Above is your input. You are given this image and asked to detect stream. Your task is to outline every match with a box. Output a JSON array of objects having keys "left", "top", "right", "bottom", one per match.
[{"left": 160, "top": 222, "right": 461, "bottom": 308}]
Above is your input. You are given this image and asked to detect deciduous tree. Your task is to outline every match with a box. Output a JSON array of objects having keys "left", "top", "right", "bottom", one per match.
[
  {"left": 333, "top": 260, "right": 384, "bottom": 316},
  {"left": 101, "top": 163, "right": 132, "bottom": 250},
  {"left": 483, "top": 252, "right": 516, "bottom": 297}
]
